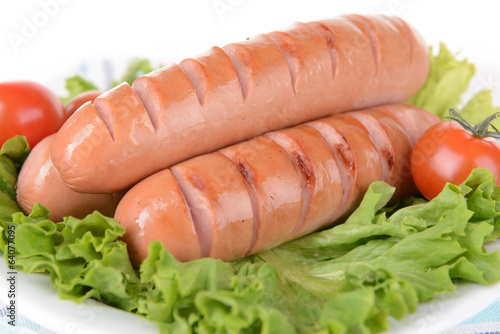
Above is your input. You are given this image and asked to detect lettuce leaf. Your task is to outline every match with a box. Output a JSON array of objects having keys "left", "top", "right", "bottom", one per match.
[
  {"left": 60, "top": 75, "right": 100, "bottom": 105},
  {"left": 0, "top": 136, "right": 29, "bottom": 219},
  {"left": 111, "top": 58, "right": 157, "bottom": 87},
  {"left": 407, "top": 43, "right": 500, "bottom": 127},
  {"left": 405, "top": 42, "right": 476, "bottom": 118},
  {"left": 460, "top": 89, "right": 500, "bottom": 128}
]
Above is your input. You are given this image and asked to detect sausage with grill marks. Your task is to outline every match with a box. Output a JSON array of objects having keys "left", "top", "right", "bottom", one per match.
[
  {"left": 114, "top": 104, "right": 440, "bottom": 266},
  {"left": 52, "top": 14, "right": 429, "bottom": 194}
]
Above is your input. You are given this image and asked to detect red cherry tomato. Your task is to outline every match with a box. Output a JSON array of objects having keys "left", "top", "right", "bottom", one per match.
[
  {"left": 0, "top": 81, "right": 66, "bottom": 148},
  {"left": 64, "top": 90, "right": 102, "bottom": 117},
  {"left": 411, "top": 120, "right": 500, "bottom": 200}
]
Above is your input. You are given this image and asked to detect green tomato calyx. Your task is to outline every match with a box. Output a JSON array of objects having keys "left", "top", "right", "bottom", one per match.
[{"left": 446, "top": 108, "right": 500, "bottom": 140}]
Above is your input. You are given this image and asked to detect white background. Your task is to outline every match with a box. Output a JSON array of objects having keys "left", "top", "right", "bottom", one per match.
[{"left": 0, "top": 0, "right": 499, "bottom": 103}]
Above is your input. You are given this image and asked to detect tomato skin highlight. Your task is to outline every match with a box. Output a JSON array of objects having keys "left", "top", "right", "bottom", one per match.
[
  {"left": 411, "top": 121, "right": 500, "bottom": 200},
  {"left": 64, "top": 90, "right": 102, "bottom": 118},
  {"left": 0, "top": 81, "right": 66, "bottom": 148}
]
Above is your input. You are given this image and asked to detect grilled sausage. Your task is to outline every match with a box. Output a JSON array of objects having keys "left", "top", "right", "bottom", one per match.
[
  {"left": 52, "top": 15, "right": 429, "bottom": 193},
  {"left": 114, "top": 104, "right": 440, "bottom": 266},
  {"left": 16, "top": 134, "right": 123, "bottom": 221}
]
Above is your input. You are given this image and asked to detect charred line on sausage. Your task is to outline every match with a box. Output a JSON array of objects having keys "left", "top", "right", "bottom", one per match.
[
  {"left": 356, "top": 107, "right": 416, "bottom": 197},
  {"left": 263, "top": 131, "right": 313, "bottom": 237},
  {"left": 185, "top": 168, "right": 207, "bottom": 193},
  {"left": 347, "top": 112, "right": 393, "bottom": 182},
  {"left": 386, "top": 149, "right": 394, "bottom": 167},
  {"left": 220, "top": 152, "right": 261, "bottom": 256},
  {"left": 235, "top": 154, "right": 256, "bottom": 184},
  {"left": 264, "top": 132, "right": 314, "bottom": 181},
  {"left": 334, "top": 141, "right": 354, "bottom": 172},
  {"left": 307, "top": 21, "right": 339, "bottom": 81},
  {"left": 305, "top": 122, "right": 352, "bottom": 220},
  {"left": 344, "top": 14, "right": 382, "bottom": 75},
  {"left": 373, "top": 105, "right": 419, "bottom": 146},
  {"left": 294, "top": 152, "right": 313, "bottom": 180}
]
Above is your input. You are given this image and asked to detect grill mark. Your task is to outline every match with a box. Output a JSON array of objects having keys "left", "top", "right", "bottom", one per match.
[
  {"left": 132, "top": 78, "right": 159, "bottom": 131},
  {"left": 172, "top": 173, "right": 203, "bottom": 259},
  {"left": 386, "top": 149, "right": 394, "bottom": 167},
  {"left": 222, "top": 44, "right": 252, "bottom": 102},
  {"left": 330, "top": 132, "right": 356, "bottom": 220},
  {"left": 299, "top": 125, "right": 345, "bottom": 225},
  {"left": 264, "top": 131, "right": 313, "bottom": 236},
  {"left": 267, "top": 31, "right": 299, "bottom": 95},
  {"left": 220, "top": 152, "right": 260, "bottom": 256},
  {"left": 335, "top": 143, "right": 351, "bottom": 168},
  {"left": 308, "top": 21, "right": 339, "bottom": 81},
  {"left": 294, "top": 151, "right": 313, "bottom": 180},
  {"left": 370, "top": 107, "right": 412, "bottom": 170},
  {"left": 306, "top": 122, "right": 355, "bottom": 221},
  {"left": 345, "top": 14, "right": 381, "bottom": 75},
  {"left": 93, "top": 101, "right": 116, "bottom": 142},
  {"left": 93, "top": 83, "right": 154, "bottom": 142},
  {"left": 290, "top": 149, "right": 314, "bottom": 236},
  {"left": 178, "top": 58, "right": 208, "bottom": 107},
  {"left": 394, "top": 16, "right": 414, "bottom": 62},
  {"left": 186, "top": 169, "right": 207, "bottom": 192},
  {"left": 335, "top": 135, "right": 355, "bottom": 171},
  {"left": 237, "top": 159, "right": 254, "bottom": 184},
  {"left": 347, "top": 112, "right": 391, "bottom": 182},
  {"left": 374, "top": 105, "right": 418, "bottom": 146},
  {"left": 170, "top": 168, "right": 212, "bottom": 258},
  {"left": 95, "top": 83, "right": 158, "bottom": 139}
]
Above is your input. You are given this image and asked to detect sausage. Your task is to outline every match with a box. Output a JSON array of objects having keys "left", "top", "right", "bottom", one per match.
[
  {"left": 52, "top": 14, "right": 429, "bottom": 193},
  {"left": 64, "top": 90, "right": 102, "bottom": 118},
  {"left": 117, "top": 168, "right": 201, "bottom": 263},
  {"left": 114, "top": 104, "right": 441, "bottom": 267},
  {"left": 218, "top": 136, "right": 303, "bottom": 255},
  {"left": 16, "top": 134, "right": 123, "bottom": 222}
]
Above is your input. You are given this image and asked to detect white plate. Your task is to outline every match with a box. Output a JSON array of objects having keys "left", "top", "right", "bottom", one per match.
[
  {"left": 1, "top": 240, "right": 499, "bottom": 334},
  {"left": 0, "top": 259, "right": 157, "bottom": 334}
]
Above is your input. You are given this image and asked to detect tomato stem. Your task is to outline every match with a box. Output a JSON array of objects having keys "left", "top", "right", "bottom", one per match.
[{"left": 446, "top": 108, "right": 500, "bottom": 140}]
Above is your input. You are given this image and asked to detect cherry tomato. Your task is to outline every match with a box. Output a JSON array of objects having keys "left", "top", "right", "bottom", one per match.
[
  {"left": 64, "top": 90, "right": 102, "bottom": 117},
  {"left": 0, "top": 81, "right": 66, "bottom": 149},
  {"left": 411, "top": 119, "right": 500, "bottom": 200}
]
